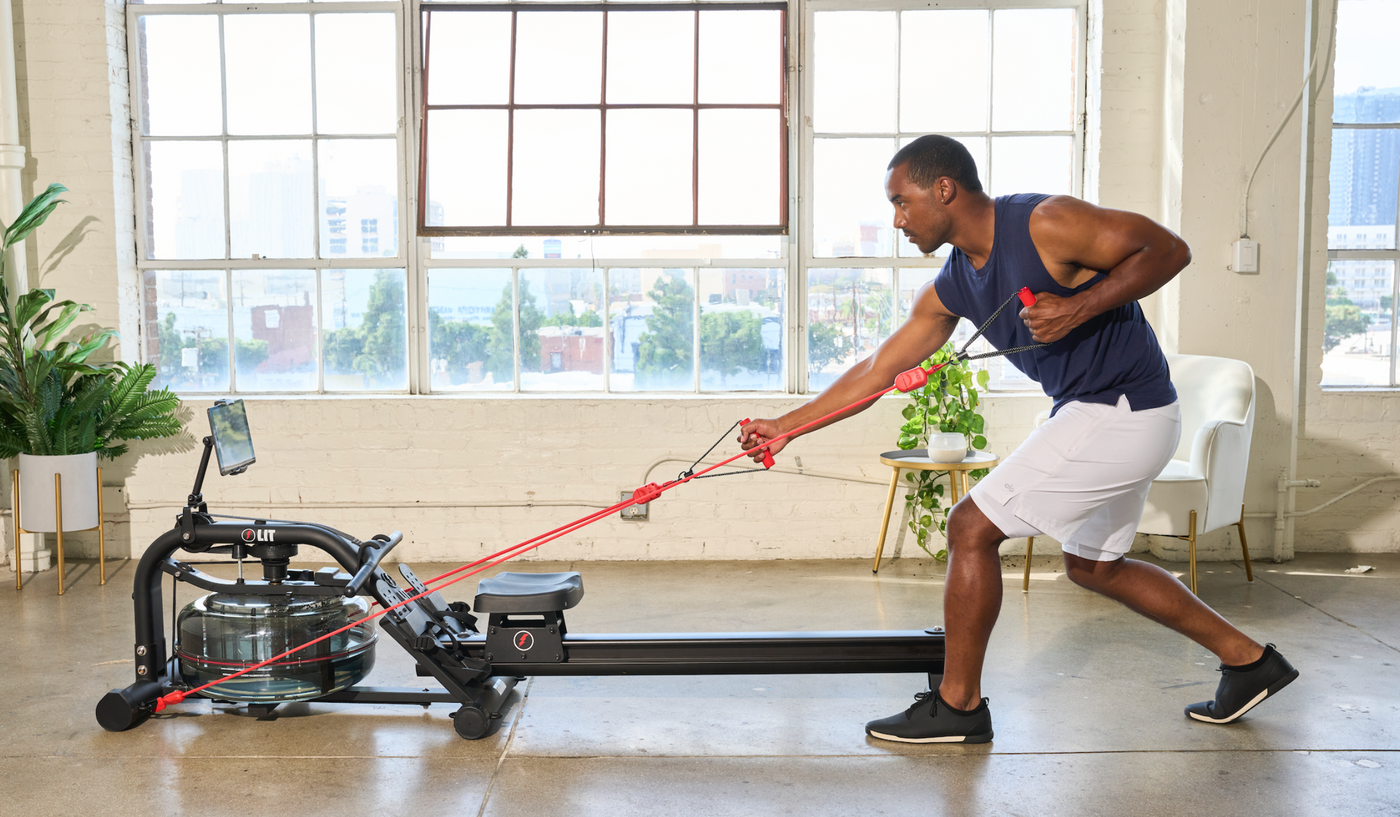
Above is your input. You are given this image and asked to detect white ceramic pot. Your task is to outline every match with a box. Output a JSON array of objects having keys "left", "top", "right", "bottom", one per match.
[
  {"left": 926, "top": 432, "right": 968, "bottom": 463},
  {"left": 17, "top": 452, "right": 99, "bottom": 532}
]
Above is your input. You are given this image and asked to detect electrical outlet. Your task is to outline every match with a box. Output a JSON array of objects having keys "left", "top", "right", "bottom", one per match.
[{"left": 619, "top": 491, "right": 649, "bottom": 521}]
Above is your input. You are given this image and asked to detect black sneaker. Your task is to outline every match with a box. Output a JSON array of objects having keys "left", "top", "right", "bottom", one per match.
[
  {"left": 865, "top": 689, "right": 994, "bottom": 744},
  {"left": 1185, "top": 644, "right": 1299, "bottom": 724}
]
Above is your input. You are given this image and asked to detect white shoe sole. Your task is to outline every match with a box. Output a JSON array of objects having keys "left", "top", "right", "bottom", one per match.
[
  {"left": 1187, "top": 668, "right": 1299, "bottom": 724},
  {"left": 866, "top": 729, "right": 993, "bottom": 744}
]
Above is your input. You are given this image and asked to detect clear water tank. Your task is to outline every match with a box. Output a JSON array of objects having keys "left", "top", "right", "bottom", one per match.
[{"left": 176, "top": 593, "right": 376, "bottom": 702}]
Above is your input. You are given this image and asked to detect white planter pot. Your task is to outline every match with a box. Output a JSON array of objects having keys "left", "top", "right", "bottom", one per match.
[{"left": 17, "top": 452, "right": 99, "bottom": 532}]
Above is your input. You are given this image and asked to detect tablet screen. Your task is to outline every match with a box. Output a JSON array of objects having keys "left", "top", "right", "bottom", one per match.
[{"left": 208, "top": 400, "right": 256, "bottom": 475}]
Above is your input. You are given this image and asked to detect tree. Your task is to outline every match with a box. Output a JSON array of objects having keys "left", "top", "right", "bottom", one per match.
[
  {"left": 699, "top": 310, "right": 765, "bottom": 384},
  {"left": 322, "top": 270, "right": 407, "bottom": 387},
  {"left": 808, "top": 321, "right": 845, "bottom": 373},
  {"left": 544, "top": 301, "right": 602, "bottom": 328},
  {"left": 429, "top": 309, "right": 490, "bottom": 385},
  {"left": 1323, "top": 271, "right": 1371, "bottom": 352},
  {"left": 487, "top": 278, "right": 541, "bottom": 379},
  {"left": 636, "top": 274, "right": 694, "bottom": 388}
]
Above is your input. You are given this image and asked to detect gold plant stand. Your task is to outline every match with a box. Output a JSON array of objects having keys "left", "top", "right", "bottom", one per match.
[{"left": 12, "top": 467, "right": 106, "bottom": 595}]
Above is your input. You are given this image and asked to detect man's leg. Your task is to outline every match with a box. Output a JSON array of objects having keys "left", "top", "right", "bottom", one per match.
[
  {"left": 937, "top": 497, "right": 1010, "bottom": 710},
  {"left": 1061, "top": 553, "right": 1262, "bottom": 666}
]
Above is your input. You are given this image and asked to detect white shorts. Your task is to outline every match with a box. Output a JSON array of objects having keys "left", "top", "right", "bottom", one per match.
[{"left": 969, "top": 395, "right": 1181, "bottom": 562}]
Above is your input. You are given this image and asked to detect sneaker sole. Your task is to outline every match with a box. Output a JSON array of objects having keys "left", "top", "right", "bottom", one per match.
[
  {"left": 866, "top": 729, "right": 994, "bottom": 744},
  {"left": 1187, "top": 668, "right": 1300, "bottom": 724}
]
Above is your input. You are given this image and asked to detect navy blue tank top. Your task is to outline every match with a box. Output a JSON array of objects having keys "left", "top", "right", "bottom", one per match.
[{"left": 933, "top": 194, "right": 1176, "bottom": 415}]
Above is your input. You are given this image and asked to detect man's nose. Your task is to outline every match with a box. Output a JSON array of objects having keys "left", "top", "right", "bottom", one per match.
[{"left": 891, "top": 206, "right": 906, "bottom": 228}]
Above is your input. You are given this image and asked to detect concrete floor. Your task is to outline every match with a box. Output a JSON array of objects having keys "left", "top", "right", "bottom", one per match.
[{"left": 2, "top": 551, "right": 1397, "bottom": 816}]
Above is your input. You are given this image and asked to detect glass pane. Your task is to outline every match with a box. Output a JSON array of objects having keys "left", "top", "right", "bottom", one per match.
[
  {"left": 320, "top": 139, "right": 398, "bottom": 259},
  {"left": 512, "top": 110, "right": 601, "bottom": 226},
  {"left": 699, "top": 10, "right": 782, "bottom": 105},
  {"left": 806, "top": 268, "right": 893, "bottom": 390},
  {"left": 315, "top": 14, "right": 397, "bottom": 135},
  {"left": 990, "top": 135, "right": 1073, "bottom": 196},
  {"left": 991, "top": 8, "right": 1076, "bottom": 132},
  {"left": 139, "top": 16, "right": 221, "bottom": 136},
  {"left": 225, "top": 15, "right": 312, "bottom": 135},
  {"left": 699, "top": 268, "right": 783, "bottom": 391},
  {"left": 610, "top": 268, "right": 694, "bottom": 392},
  {"left": 231, "top": 269, "right": 317, "bottom": 392},
  {"left": 228, "top": 140, "right": 315, "bottom": 259},
  {"left": 146, "top": 141, "right": 225, "bottom": 260},
  {"left": 1322, "top": 260, "right": 1394, "bottom": 386},
  {"left": 522, "top": 269, "right": 606, "bottom": 392},
  {"left": 896, "top": 136, "right": 986, "bottom": 257},
  {"left": 322, "top": 269, "right": 408, "bottom": 391},
  {"left": 896, "top": 267, "right": 936, "bottom": 325},
  {"left": 1333, "top": 0, "right": 1400, "bottom": 123},
  {"left": 697, "top": 109, "right": 781, "bottom": 225},
  {"left": 813, "top": 12, "right": 896, "bottom": 133},
  {"left": 432, "top": 234, "right": 784, "bottom": 261},
  {"left": 606, "top": 110, "right": 693, "bottom": 226},
  {"left": 1328, "top": 128, "right": 1399, "bottom": 248},
  {"left": 426, "top": 12, "right": 512, "bottom": 105},
  {"left": 428, "top": 269, "right": 515, "bottom": 392},
  {"left": 514, "top": 12, "right": 603, "bottom": 104},
  {"left": 900, "top": 11, "right": 989, "bottom": 133},
  {"left": 607, "top": 11, "right": 694, "bottom": 104},
  {"left": 813, "top": 138, "right": 896, "bottom": 258},
  {"left": 426, "top": 110, "right": 508, "bottom": 227},
  {"left": 145, "top": 269, "right": 230, "bottom": 392}
]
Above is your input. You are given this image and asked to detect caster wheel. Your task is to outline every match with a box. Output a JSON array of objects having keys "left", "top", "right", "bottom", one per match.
[{"left": 452, "top": 704, "right": 490, "bottom": 740}]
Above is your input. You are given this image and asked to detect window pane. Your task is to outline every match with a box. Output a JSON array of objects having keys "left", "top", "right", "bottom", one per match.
[
  {"left": 138, "top": 16, "right": 221, "bottom": 136},
  {"left": 699, "top": 10, "right": 782, "bottom": 105},
  {"left": 514, "top": 12, "right": 603, "bottom": 105},
  {"left": 607, "top": 11, "right": 694, "bottom": 104},
  {"left": 606, "top": 110, "right": 693, "bottom": 226},
  {"left": 146, "top": 141, "right": 225, "bottom": 260},
  {"left": 523, "top": 269, "right": 606, "bottom": 392},
  {"left": 316, "top": 14, "right": 397, "bottom": 135},
  {"left": 699, "top": 268, "right": 783, "bottom": 391},
  {"left": 146, "top": 269, "right": 230, "bottom": 392},
  {"left": 813, "top": 12, "right": 896, "bottom": 133},
  {"left": 698, "top": 109, "right": 781, "bottom": 225},
  {"left": 1322, "top": 260, "right": 1394, "bottom": 386},
  {"left": 897, "top": 267, "right": 937, "bottom": 325},
  {"left": 232, "top": 270, "right": 318, "bottom": 392},
  {"left": 807, "top": 268, "right": 893, "bottom": 390},
  {"left": 1333, "top": 0, "right": 1400, "bottom": 123},
  {"left": 322, "top": 269, "right": 408, "bottom": 391},
  {"left": 426, "top": 110, "right": 508, "bottom": 228},
  {"left": 900, "top": 11, "right": 989, "bottom": 133},
  {"left": 429, "top": 269, "right": 514, "bottom": 392},
  {"left": 228, "top": 140, "right": 314, "bottom": 259},
  {"left": 814, "top": 138, "right": 896, "bottom": 258},
  {"left": 426, "top": 12, "right": 512, "bottom": 105},
  {"left": 990, "top": 135, "right": 1072, "bottom": 196},
  {"left": 225, "top": 15, "right": 312, "bottom": 135},
  {"left": 512, "top": 110, "right": 601, "bottom": 226},
  {"left": 320, "top": 139, "right": 399, "bottom": 258},
  {"left": 432, "top": 234, "right": 784, "bottom": 261},
  {"left": 991, "top": 8, "right": 1076, "bottom": 132},
  {"left": 895, "top": 136, "right": 986, "bottom": 257},
  {"left": 1328, "top": 128, "right": 1399, "bottom": 248},
  {"left": 610, "top": 268, "right": 694, "bottom": 392}
]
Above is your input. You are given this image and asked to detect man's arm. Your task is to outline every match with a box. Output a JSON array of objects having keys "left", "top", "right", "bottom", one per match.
[
  {"left": 740, "top": 282, "right": 960, "bottom": 461},
  {"left": 1021, "top": 197, "right": 1192, "bottom": 343}
]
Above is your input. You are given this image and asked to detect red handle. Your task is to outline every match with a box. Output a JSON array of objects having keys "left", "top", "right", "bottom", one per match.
[
  {"left": 1017, "top": 287, "right": 1036, "bottom": 307},
  {"left": 739, "top": 419, "right": 776, "bottom": 469}
]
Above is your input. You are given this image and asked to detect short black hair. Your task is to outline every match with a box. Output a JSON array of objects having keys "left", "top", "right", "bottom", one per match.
[{"left": 888, "top": 135, "right": 983, "bottom": 194}]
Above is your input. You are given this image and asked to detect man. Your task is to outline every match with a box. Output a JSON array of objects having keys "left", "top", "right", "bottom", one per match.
[{"left": 740, "top": 135, "right": 1297, "bottom": 744}]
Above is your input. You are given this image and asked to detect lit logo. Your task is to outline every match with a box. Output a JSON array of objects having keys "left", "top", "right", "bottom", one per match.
[
  {"left": 514, "top": 631, "right": 534, "bottom": 652},
  {"left": 241, "top": 528, "right": 276, "bottom": 543}
]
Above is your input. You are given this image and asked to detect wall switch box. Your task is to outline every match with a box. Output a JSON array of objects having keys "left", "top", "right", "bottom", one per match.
[
  {"left": 620, "top": 491, "right": 649, "bottom": 520},
  {"left": 1231, "top": 239, "right": 1259, "bottom": 274}
]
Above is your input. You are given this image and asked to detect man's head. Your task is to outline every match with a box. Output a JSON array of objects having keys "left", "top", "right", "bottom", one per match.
[{"left": 885, "top": 135, "right": 984, "bottom": 254}]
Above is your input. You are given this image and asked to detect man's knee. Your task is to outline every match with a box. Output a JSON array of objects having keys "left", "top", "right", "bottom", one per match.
[
  {"left": 946, "top": 498, "right": 1006, "bottom": 553},
  {"left": 1064, "top": 553, "right": 1123, "bottom": 588}
]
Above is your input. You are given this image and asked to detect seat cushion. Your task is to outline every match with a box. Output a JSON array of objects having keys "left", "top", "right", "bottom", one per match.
[
  {"left": 474, "top": 571, "right": 584, "bottom": 613},
  {"left": 1138, "top": 460, "right": 1209, "bottom": 536}
]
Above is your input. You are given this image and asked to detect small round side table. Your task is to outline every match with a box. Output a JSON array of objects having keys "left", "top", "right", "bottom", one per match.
[{"left": 872, "top": 450, "right": 998, "bottom": 573}]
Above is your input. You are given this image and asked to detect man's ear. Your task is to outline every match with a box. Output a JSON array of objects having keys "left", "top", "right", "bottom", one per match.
[{"left": 939, "top": 177, "right": 957, "bottom": 206}]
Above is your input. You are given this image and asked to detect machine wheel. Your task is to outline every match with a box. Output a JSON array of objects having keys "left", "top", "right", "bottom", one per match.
[{"left": 452, "top": 704, "right": 490, "bottom": 740}]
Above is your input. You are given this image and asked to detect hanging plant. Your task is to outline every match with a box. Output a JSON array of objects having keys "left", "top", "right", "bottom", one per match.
[{"left": 896, "top": 342, "right": 991, "bottom": 560}]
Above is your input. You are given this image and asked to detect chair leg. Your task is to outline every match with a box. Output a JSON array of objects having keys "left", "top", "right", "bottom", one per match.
[
  {"left": 873, "top": 468, "right": 901, "bottom": 573},
  {"left": 1023, "top": 536, "right": 1034, "bottom": 593},
  {"left": 1187, "top": 510, "right": 1198, "bottom": 596},
  {"left": 1236, "top": 503, "right": 1253, "bottom": 583}
]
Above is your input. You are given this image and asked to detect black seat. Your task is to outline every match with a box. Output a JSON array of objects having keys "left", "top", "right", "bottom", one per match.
[{"left": 474, "top": 571, "right": 584, "bottom": 613}]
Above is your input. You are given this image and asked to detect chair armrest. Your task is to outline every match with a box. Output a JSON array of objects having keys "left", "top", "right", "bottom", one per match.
[
  {"left": 1033, "top": 409, "right": 1052, "bottom": 429},
  {"left": 1191, "top": 418, "right": 1251, "bottom": 532}
]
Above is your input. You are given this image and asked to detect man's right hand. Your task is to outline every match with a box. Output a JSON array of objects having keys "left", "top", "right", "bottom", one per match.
[{"left": 739, "top": 418, "right": 788, "bottom": 464}]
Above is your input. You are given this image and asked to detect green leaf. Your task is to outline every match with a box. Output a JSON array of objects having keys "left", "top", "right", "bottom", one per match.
[
  {"left": 901, "top": 404, "right": 915, "bottom": 419},
  {"left": 919, "top": 515, "right": 932, "bottom": 527},
  {"left": 973, "top": 434, "right": 987, "bottom": 449},
  {"left": 970, "top": 414, "right": 985, "bottom": 434},
  {"left": 976, "top": 369, "right": 990, "bottom": 389},
  {"left": 933, "top": 483, "right": 944, "bottom": 496},
  {"left": 3, "top": 183, "right": 67, "bottom": 249}
]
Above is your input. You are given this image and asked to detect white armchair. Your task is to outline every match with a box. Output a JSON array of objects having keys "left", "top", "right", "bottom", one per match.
[{"left": 1023, "top": 354, "right": 1256, "bottom": 595}]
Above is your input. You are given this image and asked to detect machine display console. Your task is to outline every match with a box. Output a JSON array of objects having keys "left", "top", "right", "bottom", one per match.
[{"left": 208, "top": 399, "right": 255, "bottom": 476}]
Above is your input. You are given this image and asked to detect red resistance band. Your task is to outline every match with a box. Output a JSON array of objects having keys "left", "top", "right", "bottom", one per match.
[{"left": 154, "top": 288, "right": 1038, "bottom": 712}]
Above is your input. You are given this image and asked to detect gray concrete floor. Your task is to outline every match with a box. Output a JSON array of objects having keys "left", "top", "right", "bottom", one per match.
[{"left": 2, "top": 551, "right": 1397, "bottom": 816}]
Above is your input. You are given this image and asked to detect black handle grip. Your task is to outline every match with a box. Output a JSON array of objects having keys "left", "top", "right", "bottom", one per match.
[{"left": 346, "top": 531, "right": 403, "bottom": 594}]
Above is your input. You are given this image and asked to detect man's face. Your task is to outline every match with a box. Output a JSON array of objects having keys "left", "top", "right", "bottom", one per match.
[{"left": 885, "top": 163, "right": 951, "bottom": 255}]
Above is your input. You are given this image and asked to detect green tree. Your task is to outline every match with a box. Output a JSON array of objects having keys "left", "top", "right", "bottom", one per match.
[
  {"left": 429, "top": 309, "right": 490, "bottom": 385},
  {"left": 699, "top": 310, "right": 765, "bottom": 384},
  {"left": 487, "top": 279, "right": 542, "bottom": 380},
  {"left": 636, "top": 274, "right": 694, "bottom": 388},
  {"left": 1382, "top": 295, "right": 1393, "bottom": 312},
  {"left": 1324, "top": 271, "right": 1372, "bottom": 352},
  {"left": 322, "top": 271, "right": 406, "bottom": 387},
  {"left": 808, "top": 321, "right": 845, "bottom": 373},
  {"left": 544, "top": 301, "right": 602, "bottom": 328},
  {"left": 513, "top": 244, "right": 529, "bottom": 259}
]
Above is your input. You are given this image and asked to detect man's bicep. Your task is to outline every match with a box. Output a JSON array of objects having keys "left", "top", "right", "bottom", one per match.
[{"left": 1034, "top": 197, "right": 1187, "bottom": 272}]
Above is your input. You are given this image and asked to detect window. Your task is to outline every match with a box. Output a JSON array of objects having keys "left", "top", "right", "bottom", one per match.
[{"left": 1323, "top": 0, "right": 1400, "bottom": 388}]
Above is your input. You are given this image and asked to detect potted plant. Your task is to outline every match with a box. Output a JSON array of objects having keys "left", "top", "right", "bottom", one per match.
[
  {"left": 0, "top": 184, "right": 182, "bottom": 535},
  {"left": 895, "top": 342, "right": 991, "bottom": 560}
]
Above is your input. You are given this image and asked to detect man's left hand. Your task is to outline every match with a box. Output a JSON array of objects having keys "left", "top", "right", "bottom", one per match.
[{"left": 1019, "top": 292, "right": 1083, "bottom": 343}]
